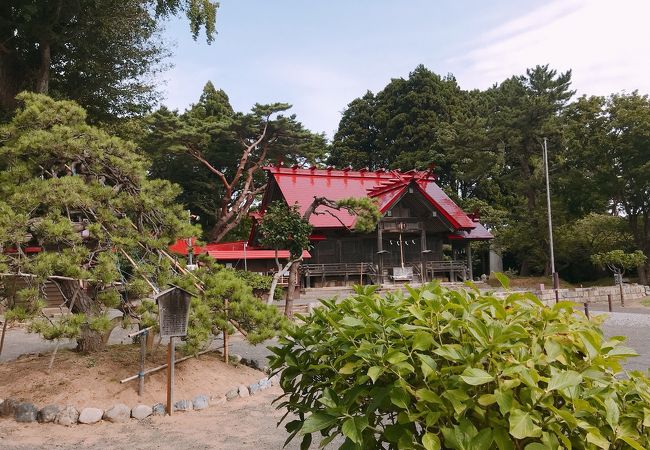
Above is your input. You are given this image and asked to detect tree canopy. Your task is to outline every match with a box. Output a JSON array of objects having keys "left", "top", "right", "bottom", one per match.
[
  {"left": 0, "top": 93, "right": 195, "bottom": 351},
  {"left": 141, "top": 82, "right": 327, "bottom": 242},
  {"left": 328, "top": 64, "right": 650, "bottom": 283},
  {"left": 0, "top": 0, "right": 219, "bottom": 121}
]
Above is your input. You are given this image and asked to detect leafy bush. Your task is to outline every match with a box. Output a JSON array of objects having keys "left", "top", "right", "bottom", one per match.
[{"left": 269, "top": 282, "right": 650, "bottom": 449}]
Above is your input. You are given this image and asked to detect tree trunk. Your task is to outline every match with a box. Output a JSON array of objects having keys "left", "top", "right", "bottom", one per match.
[
  {"left": 58, "top": 279, "right": 106, "bottom": 352},
  {"left": 35, "top": 40, "right": 51, "bottom": 94},
  {"left": 638, "top": 261, "right": 649, "bottom": 286},
  {"left": 284, "top": 262, "right": 300, "bottom": 318},
  {"left": 0, "top": 52, "right": 21, "bottom": 115}
]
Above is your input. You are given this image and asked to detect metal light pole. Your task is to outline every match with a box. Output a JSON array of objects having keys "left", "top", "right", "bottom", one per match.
[
  {"left": 543, "top": 138, "right": 560, "bottom": 302},
  {"left": 243, "top": 242, "right": 248, "bottom": 271}
]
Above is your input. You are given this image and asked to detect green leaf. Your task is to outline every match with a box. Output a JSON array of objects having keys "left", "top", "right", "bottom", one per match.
[
  {"left": 340, "top": 316, "right": 365, "bottom": 327},
  {"left": 433, "top": 344, "right": 463, "bottom": 361},
  {"left": 339, "top": 362, "right": 358, "bottom": 374},
  {"left": 478, "top": 394, "right": 497, "bottom": 406},
  {"left": 300, "top": 412, "right": 337, "bottom": 435},
  {"left": 586, "top": 430, "right": 610, "bottom": 449},
  {"left": 604, "top": 397, "right": 619, "bottom": 428},
  {"left": 416, "top": 388, "right": 442, "bottom": 404},
  {"left": 619, "top": 436, "right": 646, "bottom": 450},
  {"left": 417, "top": 353, "right": 437, "bottom": 378},
  {"left": 471, "top": 428, "right": 493, "bottom": 450},
  {"left": 413, "top": 331, "right": 434, "bottom": 351},
  {"left": 460, "top": 367, "right": 494, "bottom": 385},
  {"left": 386, "top": 350, "right": 409, "bottom": 364},
  {"left": 493, "top": 427, "right": 515, "bottom": 450},
  {"left": 422, "top": 432, "right": 441, "bottom": 450},
  {"left": 524, "top": 444, "right": 549, "bottom": 450},
  {"left": 341, "top": 416, "right": 368, "bottom": 444},
  {"left": 509, "top": 409, "right": 541, "bottom": 440},
  {"left": 546, "top": 370, "right": 582, "bottom": 392},
  {"left": 367, "top": 366, "right": 383, "bottom": 383},
  {"left": 494, "top": 272, "right": 510, "bottom": 289},
  {"left": 390, "top": 385, "right": 410, "bottom": 409},
  {"left": 495, "top": 389, "right": 513, "bottom": 416}
]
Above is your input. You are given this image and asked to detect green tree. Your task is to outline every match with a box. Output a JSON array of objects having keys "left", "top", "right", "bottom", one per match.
[
  {"left": 259, "top": 198, "right": 380, "bottom": 315},
  {"left": 603, "top": 93, "right": 650, "bottom": 284},
  {"left": 162, "top": 260, "right": 286, "bottom": 356},
  {"left": 486, "top": 65, "right": 574, "bottom": 275},
  {"left": 0, "top": 0, "right": 218, "bottom": 120},
  {"left": 0, "top": 93, "right": 195, "bottom": 352},
  {"left": 555, "top": 214, "right": 632, "bottom": 282},
  {"left": 592, "top": 250, "right": 647, "bottom": 305},
  {"left": 143, "top": 82, "right": 327, "bottom": 242}
]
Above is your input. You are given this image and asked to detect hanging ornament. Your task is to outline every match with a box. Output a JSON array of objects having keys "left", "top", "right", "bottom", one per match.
[
  {"left": 405, "top": 240, "right": 409, "bottom": 246},
  {"left": 390, "top": 240, "right": 393, "bottom": 245},
  {"left": 411, "top": 240, "right": 416, "bottom": 245}
]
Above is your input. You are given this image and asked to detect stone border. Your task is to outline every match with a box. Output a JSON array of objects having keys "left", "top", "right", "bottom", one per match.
[{"left": 0, "top": 354, "right": 280, "bottom": 426}]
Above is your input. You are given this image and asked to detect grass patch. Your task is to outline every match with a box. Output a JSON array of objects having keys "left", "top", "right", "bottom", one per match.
[{"left": 641, "top": 297, "right": 650, "bottom": 307}]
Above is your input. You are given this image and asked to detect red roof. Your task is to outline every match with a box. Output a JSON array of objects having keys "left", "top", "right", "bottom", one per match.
[
  {"left": 264, "top": 166, "right": 476, "bottom": 230},
  {"left": 170, "top": 239, "right": 310, "bottom": 260},
  {"left": 205, "top": 240, "right": 310, "bottom": 260}
]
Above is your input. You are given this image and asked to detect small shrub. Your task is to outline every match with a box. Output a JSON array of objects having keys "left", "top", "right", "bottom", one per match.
[{"left": 269, "top": 282, "right": 650, "bottom": 449}]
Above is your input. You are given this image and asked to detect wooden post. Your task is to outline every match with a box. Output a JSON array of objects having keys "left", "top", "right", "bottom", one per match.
[
  {"left": 0, "top": 318, "right": 8, "bottom": 358},
  {"left": 139, "top": 329, "right": 147, "bottom": 396},
  {"left": 584, "top": 302, "right": 590, "bottom": 319},
  {"left": 377, "top": 224, "right": 384, "bottom": 284},
  {"left": 466, "top": 241, "right": 473, "bottom": 281},
  {"left": 553, "top": 272, "right": 560, "bottom": 304},
  {"left": 166, "top": 337, "right": 175, "bottom": 415},
  {"left": 223, "top": 298, "right": 229, "bottom": 364},
  {"left": 608, "top": 294, "right": 613, "bottom": 312}
]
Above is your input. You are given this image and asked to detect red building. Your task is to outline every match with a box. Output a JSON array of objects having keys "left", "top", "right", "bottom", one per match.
[
  {"left": 173, "top": 165, "right": 493, "bottom": 286},
  {"left": 250, "top": 165, "right": 492, "bottom": 286}
]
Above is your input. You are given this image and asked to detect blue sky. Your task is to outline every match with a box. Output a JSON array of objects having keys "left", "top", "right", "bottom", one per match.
[{"left": 159, "top": 0, "right": 650, "bottom": 138}]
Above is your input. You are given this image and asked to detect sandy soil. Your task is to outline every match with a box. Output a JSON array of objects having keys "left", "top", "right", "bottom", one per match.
[
  {"left": 0, "top": 386, "right": 340, "bottom": 450},
  {"left": 0, "top": 344, "right": 264, "bottom": 409}
]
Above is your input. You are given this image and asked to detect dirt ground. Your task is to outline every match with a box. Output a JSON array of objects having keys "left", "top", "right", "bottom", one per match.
[
  {"left": 0, "top": 344, "right": 264, "bottom": 409},
  {"left": 0, "top": 386, "right": 327, "bottom": 450}
]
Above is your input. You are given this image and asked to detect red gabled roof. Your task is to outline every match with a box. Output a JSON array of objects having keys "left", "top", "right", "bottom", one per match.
[{"left": 264, "top": 165, "right": 476, "bottom": 230}]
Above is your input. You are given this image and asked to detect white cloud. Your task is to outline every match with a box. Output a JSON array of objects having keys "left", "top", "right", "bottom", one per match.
[{"left": 449, "top": 0, "right": 650, "bottom": 97}]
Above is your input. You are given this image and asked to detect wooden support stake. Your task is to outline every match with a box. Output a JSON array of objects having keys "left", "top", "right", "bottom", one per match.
[
  {"left": 138, "top": 329, "right": 147, "bottom": 397},
  {"left": 166, "top": 337, "right": 175, "bottom": 415},
  {"left": 120, "top": 347, "right": 222, "bottom": 383},
  {"left": 608, "top": 294, "right": 613, "bottom": 312},
  {"left": 223, "top": 298, "right": 229, "bottom": 364},
  {"left": 584, "top": 302, "right": 590, "bottom": 319}
]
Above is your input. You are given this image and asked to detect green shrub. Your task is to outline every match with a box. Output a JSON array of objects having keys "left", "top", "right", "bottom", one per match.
[{"left": 269, "top": 282, "right": 650, "bottom": 449}]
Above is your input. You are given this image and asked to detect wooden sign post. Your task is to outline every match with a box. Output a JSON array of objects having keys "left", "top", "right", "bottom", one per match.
[{"left": 157, "top": 285, "right": 193, "bottom": 416}]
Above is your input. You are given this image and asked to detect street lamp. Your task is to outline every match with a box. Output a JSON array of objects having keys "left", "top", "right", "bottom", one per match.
[{"left": 542, "top": 137, "right": 560, "bottom": 302}]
